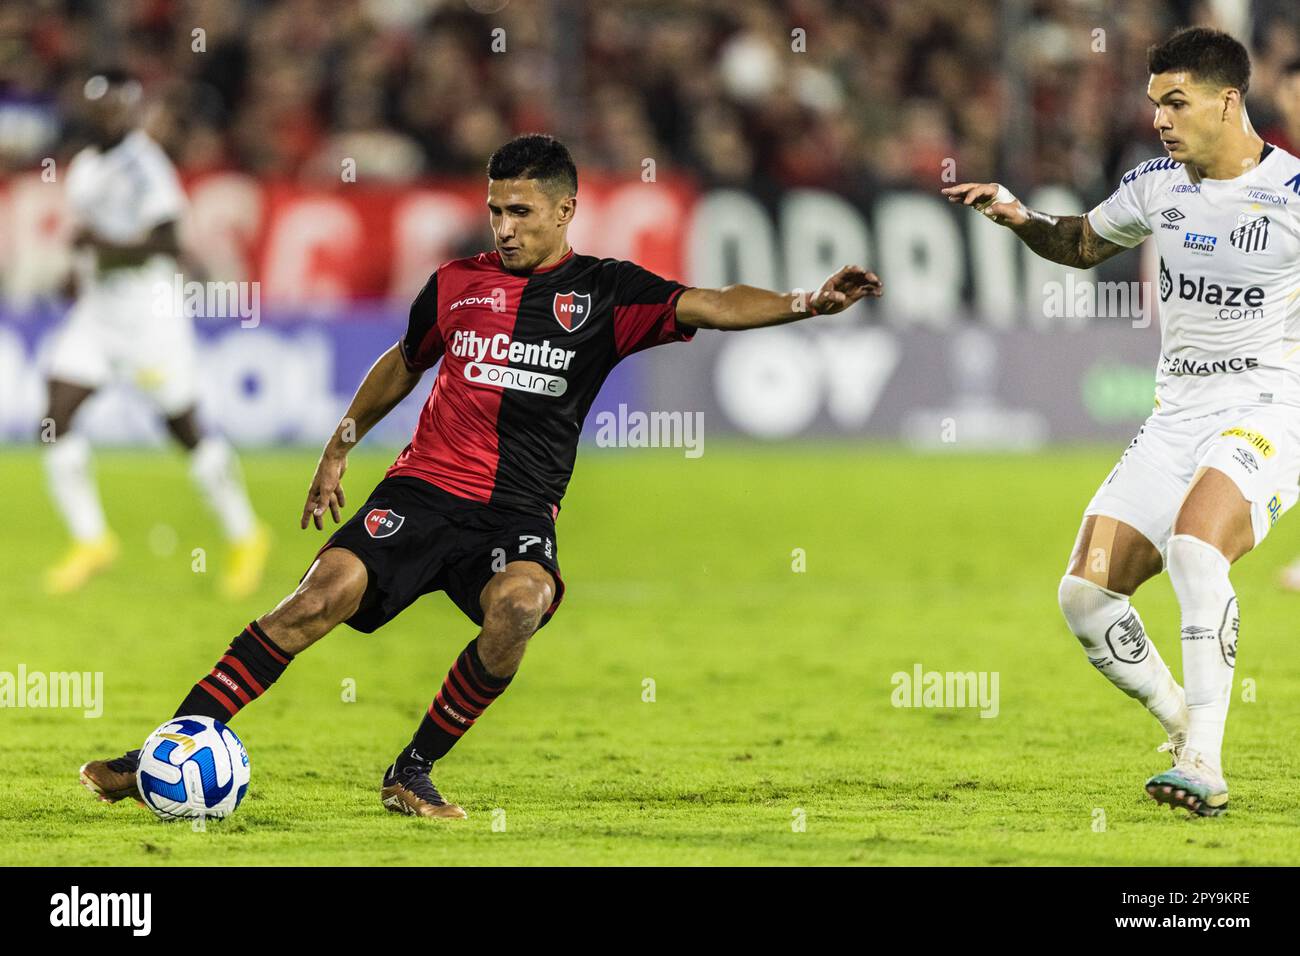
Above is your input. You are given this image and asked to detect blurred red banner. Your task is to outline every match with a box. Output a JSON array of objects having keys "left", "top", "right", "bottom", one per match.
[{"left": 0, "top": 172, "right": 697, "bottom": 307}]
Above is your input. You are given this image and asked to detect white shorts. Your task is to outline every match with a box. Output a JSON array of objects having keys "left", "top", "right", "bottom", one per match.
[
  {"left": 46, "top": 277, "right": 199, "bottom": 417},
  {"left": 1086, "top": 405, "right": 1300, "bottom": 558}
]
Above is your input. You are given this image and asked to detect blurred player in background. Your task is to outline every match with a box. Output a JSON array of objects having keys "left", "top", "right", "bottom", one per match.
[
  {"left": 944, "top": 28, "right": 1300, "bottom": 817},
  {"left": 41, "top": 70, "right": 268, "bottom": 598},
  {"left": 79, "top": 134, "right": 882, "bottom": 819}
]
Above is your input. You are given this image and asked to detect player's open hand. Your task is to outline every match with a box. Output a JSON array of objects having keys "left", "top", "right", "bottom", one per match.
[
  {"left": 302, "top": 453, "right": 348, "bottom": 530},
  {"left": 941, "top": 182, "right": 1028, "bottom": 227},
  {"left": 811, "top": 265, "right": 883, "bottom": 314}
]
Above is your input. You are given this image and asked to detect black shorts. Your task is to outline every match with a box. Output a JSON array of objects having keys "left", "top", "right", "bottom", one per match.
[{"left": 319, "top": 476, "right": 564, "bottom": 634}]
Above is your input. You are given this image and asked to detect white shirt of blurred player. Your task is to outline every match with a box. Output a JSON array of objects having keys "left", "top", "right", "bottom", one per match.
[
  {"left": 65, "top": 129, "right": 186, "bottom": 298},
  {"left": 1088, "top": 145, "right": 1300, "bottom": 419}
]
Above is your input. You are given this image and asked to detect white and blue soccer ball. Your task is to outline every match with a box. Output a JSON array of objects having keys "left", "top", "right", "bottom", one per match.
[{"left": 137, "top": 716, "right": 250, "bottom": 821}]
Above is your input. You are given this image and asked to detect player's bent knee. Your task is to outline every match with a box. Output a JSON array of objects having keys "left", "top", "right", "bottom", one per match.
[
  {"left": 1058, "top": 574, "right": 1123, "bottom": 641},
  {"left": 287, "top": 588, "right": 339, "bottom": 627},
  {"left": 496, "top": 590, "right": 549, "bottom": 633},
  {"left": 264, "top": 551, "right": 368, "bottom": 650},
  {"left": 484, "top": 578, "right": 552, "bottom": 636},
  {"left": 1066, "top": 515, "right": 1163, "bottom": 595},
  {"left": 1165, "top": 534, "right": 1231, "bottom": 605}
]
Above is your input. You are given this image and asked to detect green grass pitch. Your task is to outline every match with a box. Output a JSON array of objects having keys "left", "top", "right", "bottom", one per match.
[{"left": 2, "top": 444, "right": 1298, "bottom": 866}]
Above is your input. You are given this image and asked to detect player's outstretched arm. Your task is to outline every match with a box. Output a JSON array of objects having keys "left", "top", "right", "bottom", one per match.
[
  {"left": 941, "top": 182, "right": 1128, "bottom": 269},
  {"left": 675, "top": 265, "right": 883, "bottom": 330},
  {"left": 301, "top": 344, "right": 423, "bottom": 530}
]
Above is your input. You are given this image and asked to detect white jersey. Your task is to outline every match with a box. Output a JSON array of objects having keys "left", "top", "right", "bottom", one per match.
[
  {"left": 65, "top": 129, "right": 185, "bottom": 295},
  {"left": 1087, "top": 144, "right": 1300, "bottom": 419},
  {"left": 50, "top": 130, "right": 196, "bottom": 409}
]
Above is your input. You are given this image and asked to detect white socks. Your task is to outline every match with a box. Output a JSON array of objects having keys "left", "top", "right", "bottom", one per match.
[
  {"left": 45, "top": 433, "right": 256, "bottom": 545},
  {"left": 44, "top": 432, "right": 108, "bottom": 541},
  {"left": 190, "top": 436, "right": 257, "bottom": 542},
  {"left": 1058, "top": 575, "right": 1187, "bottom": 734},
  {"left": 1166, "top": 534, "right": 1237, "bottom": 772}
]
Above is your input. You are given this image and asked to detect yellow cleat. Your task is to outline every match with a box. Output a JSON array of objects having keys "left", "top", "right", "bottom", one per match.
[
  {"left": 44, "top": 534, "right": 120, "bottom": 595},
  {"left": 221, "top": 523, "right": 270, "bottom": 600}
]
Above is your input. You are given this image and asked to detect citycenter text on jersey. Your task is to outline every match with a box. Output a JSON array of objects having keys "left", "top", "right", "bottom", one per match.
[{"left": 449, "top": 329, "right": 576, "bottom": 371}]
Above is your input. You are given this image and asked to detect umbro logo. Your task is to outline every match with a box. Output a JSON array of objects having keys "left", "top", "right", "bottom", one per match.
[{"left": 1159, "top": 207, "right": 1185, "bottom": 229}]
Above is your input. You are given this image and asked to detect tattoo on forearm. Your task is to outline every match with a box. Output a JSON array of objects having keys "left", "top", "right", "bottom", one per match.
[
  {"left": 1011, "top": 211, "right": 1126, "bottom": 269},
  {"left": 1011, "top": 212, "right": 1089, "bottom": 268}
]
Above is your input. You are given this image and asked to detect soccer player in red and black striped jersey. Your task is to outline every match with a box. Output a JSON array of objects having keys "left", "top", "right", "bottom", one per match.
[{"left": 80, "top": 134, "right": 882, "bottom": 818}]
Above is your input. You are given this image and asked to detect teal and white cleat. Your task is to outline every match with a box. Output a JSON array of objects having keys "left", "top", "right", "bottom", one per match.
[{"left": 1145, "top": 752, "right": 1228, "bottom": 817}]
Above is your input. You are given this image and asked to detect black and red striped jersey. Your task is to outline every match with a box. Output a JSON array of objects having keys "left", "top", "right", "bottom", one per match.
[{"left": 388, "top": 249, "right": 693, "bottom": 515}]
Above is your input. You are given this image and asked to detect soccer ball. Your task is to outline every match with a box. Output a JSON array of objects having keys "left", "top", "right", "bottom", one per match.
[{"left": 137, "top": 716, "right": 250, "bottom": 821}]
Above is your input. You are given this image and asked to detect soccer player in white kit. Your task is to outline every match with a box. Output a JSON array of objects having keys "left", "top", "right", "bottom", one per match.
[
  {"left": 42, "top": 71, "right": 268, "bottom": 598},
  {"left": 943, "top": 28, "right": 1300, "bottom": 816}
]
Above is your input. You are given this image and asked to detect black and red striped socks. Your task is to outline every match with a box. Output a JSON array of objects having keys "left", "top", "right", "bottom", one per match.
[
  {"left": 395, "top": 638, "right": 512, "bottom": 771},
  {"left": 173, "top": 620, "right": 294, "bottom": 722},
  {"left": 171, "top": 626, "right": 507, "bottom": 769}
]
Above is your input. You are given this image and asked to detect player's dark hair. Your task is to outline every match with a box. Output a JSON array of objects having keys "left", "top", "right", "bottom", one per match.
[
  {"left": 1147, "top": 27, "right": 1251, "bottom": 95},
  {"left": 487, "top": 134, "right": 577, "bottom": 195}
]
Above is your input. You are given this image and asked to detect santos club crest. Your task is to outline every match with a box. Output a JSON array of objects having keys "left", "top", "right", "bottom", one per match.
[
  {"left": 552, "top": 291, "right": 592, "bottom": 332},
  {"left": 1229, "top": 214, "right": 1269, "bottom": 254},
  {"left": 364, "top": 508, "right": 404, "bottom": 538}
]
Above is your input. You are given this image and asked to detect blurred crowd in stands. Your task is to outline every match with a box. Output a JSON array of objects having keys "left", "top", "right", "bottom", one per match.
[{"left": 2, "top": 0, "right": 1299, "bottom": 199}]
